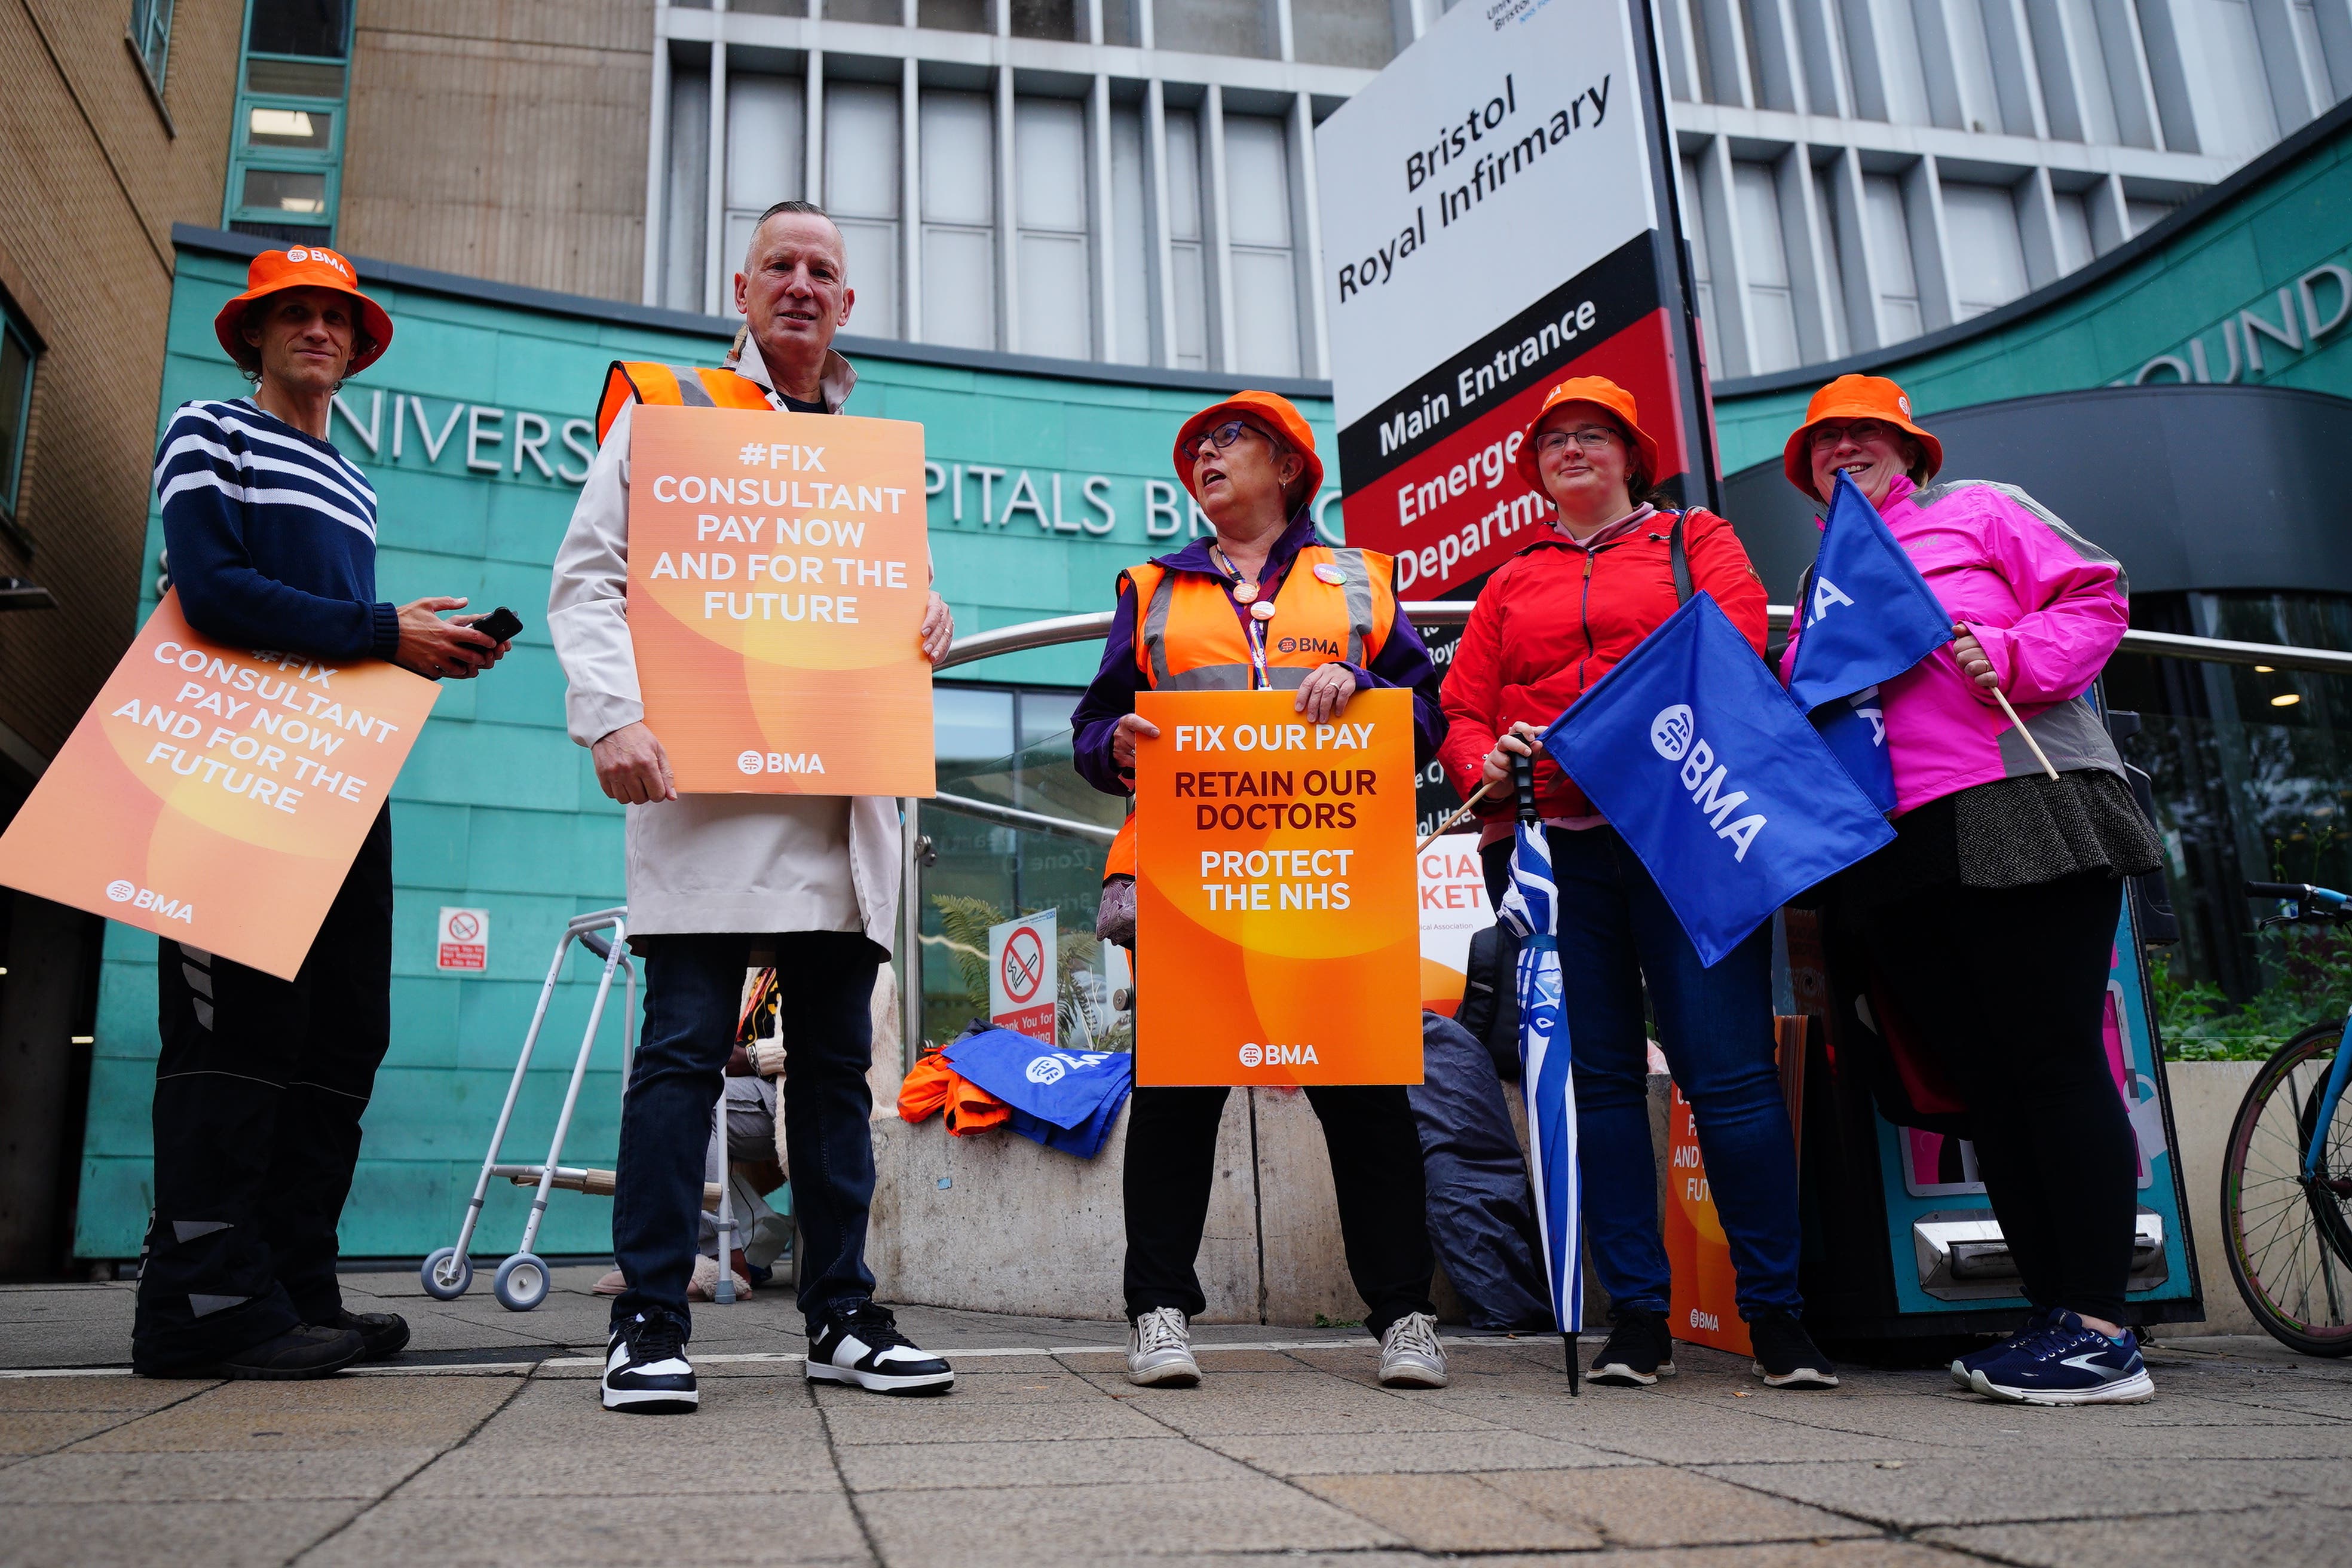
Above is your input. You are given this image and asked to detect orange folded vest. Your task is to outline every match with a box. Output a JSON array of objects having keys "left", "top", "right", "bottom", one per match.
[{"left": 897, "top": 1052, "right": 1012, "bottom": 1134}]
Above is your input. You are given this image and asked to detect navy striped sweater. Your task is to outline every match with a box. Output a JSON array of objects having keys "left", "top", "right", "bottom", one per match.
[{"left": 154, "top": 398, "right": 399, "bottom": 662}]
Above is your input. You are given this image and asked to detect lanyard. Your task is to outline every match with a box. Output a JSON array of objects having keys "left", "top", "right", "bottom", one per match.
[{"left": 1213, "top": 545, "right": 1276, "bottom": 689}]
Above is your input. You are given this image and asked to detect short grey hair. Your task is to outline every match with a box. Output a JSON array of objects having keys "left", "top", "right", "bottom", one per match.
[{"left": 742, "top": 199, "right": 846, "bottom": 271}]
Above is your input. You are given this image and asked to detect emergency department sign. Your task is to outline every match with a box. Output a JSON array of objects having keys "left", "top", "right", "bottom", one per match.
[
  {"left": 626, "top": 403, "right": 935, "bottom": 796},
  {"left": 1131, "top": 689, "right": 1420, "bottom": 1086},
  {"left": 0, "top": 593, "right": 438, "bottom": 979}
]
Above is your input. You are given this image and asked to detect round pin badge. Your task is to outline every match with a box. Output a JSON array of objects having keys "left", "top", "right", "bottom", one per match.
[
  {"left": 1313, "top": 563, "right": 1346, "bottom": 585},
  {"left": 1250, "top": 600, "right": 1277, "bottom": 620},
  {"left": 1232, "top": 582, "right": 1259, "bottom": 604}
]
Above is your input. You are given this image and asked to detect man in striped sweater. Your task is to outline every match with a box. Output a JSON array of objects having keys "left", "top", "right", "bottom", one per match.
[{"left": 134, "top": 247, "right": 509, "bottom": 1380}]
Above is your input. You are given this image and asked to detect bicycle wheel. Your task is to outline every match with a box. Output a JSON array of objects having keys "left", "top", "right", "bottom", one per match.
[{"left": 2222, "top": 1021, "right": 2352, "bottom": 1355}]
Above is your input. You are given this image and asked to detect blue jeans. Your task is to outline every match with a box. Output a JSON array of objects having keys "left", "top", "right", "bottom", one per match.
[
  {"left": 1482, "top": 828, "right": 1801, "bottom": 1321},
  {"left": 614, "top": 931, "right": 881, "bottom": 1338}
]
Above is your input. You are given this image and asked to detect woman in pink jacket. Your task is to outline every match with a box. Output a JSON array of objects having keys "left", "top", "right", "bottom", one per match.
[{"left": 1779, "top": 376, "right": 2163, "bottom": 1407}]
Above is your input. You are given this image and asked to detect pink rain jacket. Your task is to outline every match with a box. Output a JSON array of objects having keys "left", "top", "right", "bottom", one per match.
[{"left": 1778, "top": 474, "right": 2130, "bottom": 817}]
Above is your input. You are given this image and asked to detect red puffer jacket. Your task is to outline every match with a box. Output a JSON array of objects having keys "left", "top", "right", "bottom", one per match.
[{"left": 1438, "top": 509, "right": 1769, "bottom": 822}]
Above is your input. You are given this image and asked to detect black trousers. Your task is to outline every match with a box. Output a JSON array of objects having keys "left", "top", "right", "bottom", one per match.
[
  {"left": 1122, "top": 1084, "right": 1435, "bottom": 1338},
  {"left": 133, "top": 806, "right": 393, "bottom": 1373},
  {"left": 614, "top": 931, "right": 881, "bottom": 1337},
  {"left": 1849, "top": 871, "right": 2139, "bottom": 1324}
]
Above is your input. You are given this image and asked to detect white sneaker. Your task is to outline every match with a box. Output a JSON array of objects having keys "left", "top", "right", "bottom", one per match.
[
  {"left": 1128, "top": 1306, "right": 1200, "bottom": 1387},
  {"left": 602, "top": 1314, "right": 698, "bottom": 1413},
  {"left": 1378, "top": 1311, "right": 1448, "bottom": 1388}
]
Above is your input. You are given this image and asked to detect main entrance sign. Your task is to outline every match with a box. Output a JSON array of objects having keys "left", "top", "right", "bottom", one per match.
[
  {"left": 1315, "top": 0, "right": 1713, "bottom": 597},
  {"left": 627, "top": 404, "right": 935, "bottom": 797},
  {"left": 1130, "top": 689, "right": 1421, "bottom": 1086}
]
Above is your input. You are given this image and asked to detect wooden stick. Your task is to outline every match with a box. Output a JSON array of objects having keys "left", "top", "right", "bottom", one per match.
[
  {"left": 1990, "top": 686, "right": 2060, "bottom": 781},
  {"left": 1417, "top": 779, "right": 1498, "bottom": 852}
]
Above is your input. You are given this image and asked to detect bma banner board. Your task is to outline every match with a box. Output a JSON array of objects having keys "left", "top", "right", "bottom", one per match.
[
  {"left": 1315, "top": 0, "right": 1713, "bottom": 602},
  {"left": 1132, "top": 689, "right": 1420, "bottom": 1086},
  {"left": 0, "top": 592, "right": 439, "bottom": 979},
  {"left": 988, "top": 908, "right": 1058, "bottom": 1044},
  {"left": 626, "top": 403, "right": 935, "bottom": 797}
]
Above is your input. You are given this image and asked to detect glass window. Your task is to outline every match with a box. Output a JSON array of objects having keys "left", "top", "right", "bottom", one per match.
[
  {"left": 1293, "top": 0, "right": 1398, "bottom": 68},
  {"left": 825, "top": 82, "right": 902, "bottom": 336},
  {"left": 935, "top": 686, "right": 1015, "bottom": 774},
  {"left": 1010, "top": 0, "right": 1080, "bottom": 39},
  {"left": 1941, "top": 181, "right": 2029, "bottom": 319},
  {"left": 247, "top": 0, "right": 350, "bottom": 59},
  {"left": 2052, "top": 188, "right": 2095, "bottom": 271},
  {"left": 1109, "top": 105, "right": 1151, "bottom": 365},
  {"left": 1015, "top": 97, "right": 1092, "bottom": 360},
  {"left": 2178, "top": 0, "right": 2281, "bottom": 159},
  {"left": 246, "top": 103, "right": 332, "bottom": 151},
  {"left": 129, "top": 0, "right": 174, "bottom": 88},
  {"left": 0, "top": 308, "right": 33, "bottom": 529},
  {"left": 1154, "top": 0, "right": 1274, "bottom": 58},
  {"left": 245, "top": 57, "right": 342, "bottom": 96},
  {"left": 1101, "top": 0, "right": 1140, "bottom": 44},
  {"left": 1682, "top": 157, "right": 1716, "bottom": 336},
  {"left": 1733, "top": 161, "right": 1801, "bottom": 372},
  {"left": 1223, "top": 115, "right": 1298, "bottom": 376},
  {"left": 1165, "top": 109, "right": 1208, "bottom": 370},
  {"left": 1862, "top": 173, "right": 1923, "bottom": 342},
  {"left": 919, "top": 0, "right": 991, "bottom": 31},
  {"left": 664, "top": 72, "right": 710, "bottom": 313},
  {"left": 725, "top": 74, "right": 806, "bottom": 289},
  {"left": 824, "top": 0, "right": 898, "bottom": 19},
  {"left": 921, "top": 89, "right": 997, "bottom": 350},
  {"left": 241, "top": 167, "right": 330, "bottom": 215}
]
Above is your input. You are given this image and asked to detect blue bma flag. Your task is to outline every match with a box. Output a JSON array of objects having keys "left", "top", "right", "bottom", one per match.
[
  {"left": 1787, "top": 470, "right": 1952, "bottom": 811},
  {"left": 1543, "top": 593, "right": 1895, "bottom": 966}
]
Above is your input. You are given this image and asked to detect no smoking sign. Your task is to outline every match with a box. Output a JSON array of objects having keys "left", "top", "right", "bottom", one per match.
[{"left": 437, "top": 906, "right": 489, "bottom": 972}]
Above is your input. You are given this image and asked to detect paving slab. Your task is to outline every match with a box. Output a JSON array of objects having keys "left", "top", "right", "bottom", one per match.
[
  {"left": 0, "top": 1448, "right": 434, "bottom": 1502},
  {"left": 1922, "top": 1503, "right": 2352, "bottom": 1567},
  {"left": 856, "top": 1477, "right": 1404, "bottom": 1566},
  {"left": 296, "top": 1492, "right": 874, "bottom": 1567},
  {"left": 834, "top": 1435, "right": 1255, "bottom": 1492},
  {"left": 1199, "top": 1427, "right": 1640, "bottom": 1475},
  {"left": 1293, "top": 1471, "right": 1607, "bottom": 1552},
  {"left": 1479, "top": 1466, "right": 1881, "bottom": 1548},
  {"left": 0, "top": 1499, "right": 366, "bottom": 1567},
  {"left": 1697, "top": 1453, "right": 2352, "bottom": 1530}
]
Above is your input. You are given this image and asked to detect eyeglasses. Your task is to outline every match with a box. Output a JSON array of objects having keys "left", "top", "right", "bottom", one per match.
[
  {"left": 1181, "top": 418, "right": 1276, "bottom": 463},
  {"left": 1535, "top": 425, "right": 1622, "bottom": 456},
  {"left": 1809, "top": 418, "right": 1894, "bottom": 450}
]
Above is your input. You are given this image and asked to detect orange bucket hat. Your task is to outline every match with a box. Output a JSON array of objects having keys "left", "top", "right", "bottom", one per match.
[
  {"left": 1172, "top": 390, "right": 1324, "bottom": 506},
  {"left": 1781, "top": 373, "right": 1942, "bottom": 500},
  {"left": 212, "top": 245, "right": 395, "bottom": 376},
  {"left": 1514, "top": 376, "right": 1664, "bottom": 497}
]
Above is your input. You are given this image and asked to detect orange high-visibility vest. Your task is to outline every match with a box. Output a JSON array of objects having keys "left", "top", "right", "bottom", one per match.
[
  {"left": 595, "top": 360, "right": 774, "bottom": 444},
  {"left": 1101, "top": 543, "right": 1397, "bottom": 881}
]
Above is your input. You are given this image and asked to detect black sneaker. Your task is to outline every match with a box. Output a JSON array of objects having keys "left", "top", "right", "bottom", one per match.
[
  {"left": 1750, "top": 1311, "right": 1840, "bottom": 1389},
  {"left": 602, "top": 1312, "right": 697, "bottom": 1413},
  {"left": 1590, "top": 1309, "right": 1676, "bottom": 1386},
  {"left": 330, "top": 1309, "right": 410, "bottom": 1362},
  {"left": 806, "top": 1301, "right": 954, "bottom": 1395},
  {"left": 215, "top": 1323, "right": 365, "bottom": 1381}
]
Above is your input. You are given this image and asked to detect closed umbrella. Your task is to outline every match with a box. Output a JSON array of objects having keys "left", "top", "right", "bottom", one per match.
[{"left": 1493, "top": 746, "right": 1582, "bottom": 1394}]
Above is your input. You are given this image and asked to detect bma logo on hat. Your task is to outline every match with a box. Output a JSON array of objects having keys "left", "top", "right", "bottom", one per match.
[
  {"left": 1898, "top": 394, "right": 1912, "bottom": 415},
  {"left": 1024, "top": 1055, "right": 1066, "bottom": 1085},
  {"left": 287, "top": 247, "right": 309, "bottom": 262},
  {"left": 1650, "top": 704, "right": 1695, "bottom": 761}
]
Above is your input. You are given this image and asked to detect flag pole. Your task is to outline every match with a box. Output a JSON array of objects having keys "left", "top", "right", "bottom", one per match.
[
  {"left": 1990, "top": 687, "right": 2060, "bottom": 781},
  {"left": 1416, "top": 780, "right": 1496, "bottom": 852}
]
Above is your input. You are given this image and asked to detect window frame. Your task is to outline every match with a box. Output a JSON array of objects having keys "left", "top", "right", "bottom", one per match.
[
  {"left": 223, "top": 1, "right": 355, "bottom": 243},
  {"left": 127, "top": 0, "right": 174, "bottom": 91},
  {"left": 0, "top": 299, "right": 41, "bottom": 550}
]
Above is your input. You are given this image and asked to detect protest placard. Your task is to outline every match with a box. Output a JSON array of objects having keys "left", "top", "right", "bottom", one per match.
[
  {"left": 1417, "top": 832, "right": 1491, "bottom": 1016},
  {"left": 0, "top": 593, "right": 439, "bottom": 979},
  {"left": 627, "top": 403, "right": 933, "bottom": 796},
  {"left": 1131, "top": 688, "right": 1420, "bottom": 1086}
]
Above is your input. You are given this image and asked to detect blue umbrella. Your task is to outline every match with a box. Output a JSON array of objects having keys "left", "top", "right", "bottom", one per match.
[{"left": 1493, "top": 744, "right": 1583, "bottom": 1394}]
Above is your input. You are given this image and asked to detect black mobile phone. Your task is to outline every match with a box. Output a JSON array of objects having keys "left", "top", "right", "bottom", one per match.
[{"left": 472, "top": 605, "right": 524, "bottom": 643}]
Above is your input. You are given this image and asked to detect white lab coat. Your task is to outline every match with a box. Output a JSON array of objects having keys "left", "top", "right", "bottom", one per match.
[{"left": 547, "top": 346, "right": 902, "bottom": 947}]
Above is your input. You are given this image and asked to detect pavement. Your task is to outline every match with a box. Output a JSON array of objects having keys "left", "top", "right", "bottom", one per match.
[{"left": 2, "top": 1269, "right": 2348, "bottom": 1567}]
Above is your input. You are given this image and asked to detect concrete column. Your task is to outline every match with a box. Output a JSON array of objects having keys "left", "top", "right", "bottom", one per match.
[
  {"left": 902, "top": 56, "right": 923, "bottom": 342},
  {"left": 644, "top": 2, "right": 672, "bottom": 307},
  {"left": 705, "top": 14, "right": 730, "bottom": 316}
]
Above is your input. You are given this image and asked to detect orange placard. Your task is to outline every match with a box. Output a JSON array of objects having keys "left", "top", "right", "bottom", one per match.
[
  {"left": 626, "top": 402, "right": 934, "bottom": 796},
  {"left": 1664, "top": 1081, "right": 1753, "bottom": 1356},
  {"left": 1131, "top": 688, "right": 1420, "bottom": 1086},
  {"left": 0, "top": 593, "right": 438, "bottom": 980}
]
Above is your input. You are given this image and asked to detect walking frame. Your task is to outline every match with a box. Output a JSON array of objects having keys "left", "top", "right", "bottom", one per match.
[{"left": 419, "top": 907, "right": 645, "bottom": 1312}]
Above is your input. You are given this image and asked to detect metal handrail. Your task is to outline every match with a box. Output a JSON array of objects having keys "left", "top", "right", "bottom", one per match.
[
  {"left": 933, "top": 602, "right": 2352, "bottom": 678},
  {"left": 932, "top": 789, "right": 1119, "bottom": 845}
]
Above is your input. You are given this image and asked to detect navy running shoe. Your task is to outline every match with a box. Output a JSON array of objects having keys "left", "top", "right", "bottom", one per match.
[
  {"left": 1968, "top": 1310, "right": 2154, "bottom": 1405},
  {"left": 1949, "top": 1307, "right": 2057, "bottom": 1391}
]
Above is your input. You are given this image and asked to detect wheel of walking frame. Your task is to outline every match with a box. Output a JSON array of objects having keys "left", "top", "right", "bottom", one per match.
[
  {"left": 2222, "top": 1021, "right": 2352, "bottom": 1356},
  {"left": 493, "top": 1251, "right": 552, "bottom": 1312},
  {"left": 419, "top": 1246, "right": 473, "bottom": 1300}
]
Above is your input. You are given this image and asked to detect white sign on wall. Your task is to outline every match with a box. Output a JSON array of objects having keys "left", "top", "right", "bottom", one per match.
[
  {"left": 437, "top": 906, "right": 489, "bottom": 972},
  {"left": 987, "top": 908, "right": 1059, "bottom": 1045}
]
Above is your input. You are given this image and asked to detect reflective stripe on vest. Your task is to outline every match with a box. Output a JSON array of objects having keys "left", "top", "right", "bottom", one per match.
[
  {"left": 1126, "top": 545, "right": 1395, "bottom": 694},
  {"left": 595, "top": 360, "right": 774, "bottom": 445}
]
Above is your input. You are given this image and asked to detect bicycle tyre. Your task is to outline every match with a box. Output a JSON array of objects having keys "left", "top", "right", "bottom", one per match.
[{"left": 2221, "top": 1021, "right": 2352, "bottom": 1356}]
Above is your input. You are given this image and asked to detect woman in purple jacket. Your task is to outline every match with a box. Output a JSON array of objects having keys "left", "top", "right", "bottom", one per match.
[{"left": 1779, "top": 376, "right": 2164, "bottom": 1407}]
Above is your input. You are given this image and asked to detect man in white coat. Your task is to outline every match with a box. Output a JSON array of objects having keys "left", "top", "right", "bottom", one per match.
[{"left": 551, "top": 200, "right": 957, "bottom": 1413}]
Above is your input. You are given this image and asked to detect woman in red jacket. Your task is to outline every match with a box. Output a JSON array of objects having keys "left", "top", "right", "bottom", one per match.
[{"left": 1440, "top": 377, "right": 1833, "bottom": 1392}]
